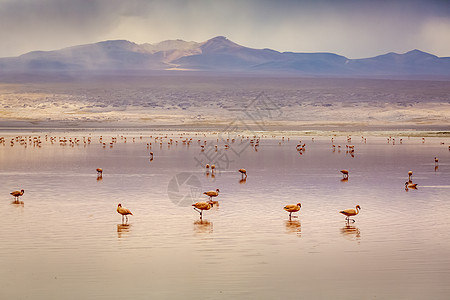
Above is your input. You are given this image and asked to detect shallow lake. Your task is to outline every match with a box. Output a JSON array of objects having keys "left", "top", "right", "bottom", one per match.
[{"left": 0, "top": 131, "right": 449, "bottom": 299}]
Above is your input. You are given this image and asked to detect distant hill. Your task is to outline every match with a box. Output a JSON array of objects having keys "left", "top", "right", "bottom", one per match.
[{"left": 0, "top": 36, "right": 449, "bottom": 78}]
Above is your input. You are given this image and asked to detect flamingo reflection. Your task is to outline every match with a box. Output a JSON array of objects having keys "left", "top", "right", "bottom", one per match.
[
  {"left": 340, "top": 224, "right": 361, "bottom": 241},
  {"left": 11, "top": 200, "right": 24, "bottom": 206},
  {"left": 117, "top": 223, "right": 132, "bottom": 238},
  {"left": 193, "top": 219, "right": 213, "bottom": 234},
  {"left": 285, "top": 220, "right": 301, "bottom": 236}
]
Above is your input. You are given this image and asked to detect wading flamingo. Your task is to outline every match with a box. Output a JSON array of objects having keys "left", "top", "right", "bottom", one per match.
[
  {"left": 203, "top": 189, "right": 220, "bottom": 200},
  {"left": 405, "top": 182, "right": 418, "bottom": 189},
  {"left": 117, "top": 203, "right": 133, "bottom": 223},
  {"left": 284, "top": 203, "right": 301, "bottom": 219},
  {"left": 340, "top": 205, "right": 361, "bottom": 222},
  {"left": 10, "top": 189, "right": 25, "bottom": 201},
  {"left": 192, "top": 201, "right": 214, "bottom": 218},
  {"left": 408, "top": 171, "right": 413, "bottom": 183},
  {"left": 238, "top": 168, "right": 247, "bottom": 179}
]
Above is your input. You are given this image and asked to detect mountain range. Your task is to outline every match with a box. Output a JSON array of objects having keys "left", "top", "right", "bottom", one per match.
[{"left": 1, "top": 36, "right": 449, "bottom": 78}]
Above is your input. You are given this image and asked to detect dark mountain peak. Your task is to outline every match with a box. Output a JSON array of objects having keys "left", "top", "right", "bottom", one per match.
[
  {"left": 209, "top": 36, "right": 229, "bottom": 42},
  {"left": 377, "top": 49, "right": 437, "bottom": 58},
  {"left": 200, "top": 36, "right": 242, "bottom": 53},
  {"left": 84, "top": 40, "right": 139, "bottom": 51},
  {"left": 97, "top": 39, "right": 136, "bottom": 46},
  {"left": 403, "top": 49, "right": 437, "bottom": 59}
]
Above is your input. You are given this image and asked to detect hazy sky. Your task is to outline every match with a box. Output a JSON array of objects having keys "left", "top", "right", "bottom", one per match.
[{"left": 0, "top": 0, "right": 449, "bottom": 58}]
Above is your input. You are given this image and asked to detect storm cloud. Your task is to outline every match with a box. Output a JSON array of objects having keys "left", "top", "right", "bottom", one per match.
[{"left": 0, "top": 0, "right": 449, "bottom": 58}]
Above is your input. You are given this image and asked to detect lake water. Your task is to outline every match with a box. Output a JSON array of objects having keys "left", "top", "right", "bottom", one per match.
[{"left": 0, "top": 131, "right": 449, "bottom": 299}]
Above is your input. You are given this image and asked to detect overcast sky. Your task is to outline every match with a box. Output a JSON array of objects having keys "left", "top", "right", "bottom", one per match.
[{"left": 0, "top": 0, "right": 449, "bottom": 58}]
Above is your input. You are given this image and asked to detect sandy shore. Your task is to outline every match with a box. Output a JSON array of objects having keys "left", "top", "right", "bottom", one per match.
[{"left": 0, "top": 76, "right": 449, "bottom": 133}]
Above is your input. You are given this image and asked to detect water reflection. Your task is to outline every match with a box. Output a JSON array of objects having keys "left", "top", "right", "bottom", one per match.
[
  {"left": 11, "top": 200, "right": 24, "bottom": 206},
  {"left": 435, "top": 165, "right": 439, "bottom": 172},
  {"left": 193, "top": 219, "right": 213, "bottom": 234},
  {"left": 340, "top": 224, "right": 361, "bottom": 241},
  {"left": 2, "top": 132, "right": 450, "bottom": 299},
  {"left": 239, "top": 178, "right": 247, "bottom": 184},
  {"left": 285, "top": 220, "right": 301, "bottom": 236},
  {"left": 97, "top": 175, "right": 103, "bottom": 182},
  {"left": 117, "top": 224, "right": 132, "bottom": 238},
  {"left": 340, "top": 177, "right": 348, "bottom": 183}
]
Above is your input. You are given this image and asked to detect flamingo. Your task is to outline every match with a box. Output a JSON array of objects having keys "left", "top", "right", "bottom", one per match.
[
  {"left": 340, "top": 169, "right": 349, "bottom": 178},
  {"left": 284, "top": 203, "right": 301, "bottom": 219},
  {"left": 10, "top": 189, "right": 25, "bottom": 201},
  {"left": 96, "top": 168, "right": 103, "bottom": 176},
  {"left": 203, "top": 189, "right": 220, "bottom": 200},
  {"left": 238, "top": 168, "right": 247, "bottom": 179},
  {"left": 192, "top": 201, "right": 214, "bottom": 218},
  {"left": 211, "top": 164, "right": 216, "bottom": 173},
  {"left": 117, "top": 203, "right": 133, "bottom": 223},
  {"left": 340, "top": 205, "right": 361, "bottom": 222},
  {"left": 408, "top": 171, "right": 413, "bottom": 183},
  {"left": 435, "top": 157, "right": 438, "bottom": 166},
  {"left": 405, "top": 182, "right": 418, "bottom": 189}
]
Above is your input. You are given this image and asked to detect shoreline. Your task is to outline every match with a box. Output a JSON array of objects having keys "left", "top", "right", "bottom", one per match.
[{"left": 0, "top": 125, "right": 449, "bottom": 137}]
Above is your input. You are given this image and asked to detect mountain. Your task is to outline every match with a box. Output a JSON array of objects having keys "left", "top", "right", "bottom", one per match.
[
  {"left": 0, "top": 40, "right": 168, "bottom": 71},
  {"left": 0, "top": 36, "right": 449, "bottom": 78}
]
